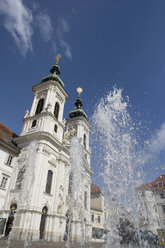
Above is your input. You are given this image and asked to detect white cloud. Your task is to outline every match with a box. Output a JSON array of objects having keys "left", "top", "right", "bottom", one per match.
[
  {"left": 59, "top": 18, "right": 70, "bottom": 33},
  {"left": 36, "top": 12, "right": 53, "bottom": 42},
  {"left": 60, "top": 39, "right": 72, "bottom": 60},
  {"left": 148, "top": 122, "right": 165, "bottom": 154},
  {"left": 52, "top": 42, "right": 57, "bottom": 54},
  {"left": 57, "top": 18, "right": 72, "bottom": 60},
  {"left": 0, "top": 1, "right": 72, "bottom": 59},
  {"left": 0, "top": 0, "right": 33, "bottom": 56}
]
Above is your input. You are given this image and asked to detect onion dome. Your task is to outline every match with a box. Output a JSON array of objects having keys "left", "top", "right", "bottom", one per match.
[
  {"left": 69, "top": 88, "right": 87, "bottom": 119},
  {"left": 40, "top": 54, "right": 64, "bottom": 88}
]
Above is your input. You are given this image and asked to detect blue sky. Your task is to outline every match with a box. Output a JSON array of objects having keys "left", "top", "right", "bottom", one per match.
[{"left": 0, "top": 0, "right": 165, "bottom": 184}]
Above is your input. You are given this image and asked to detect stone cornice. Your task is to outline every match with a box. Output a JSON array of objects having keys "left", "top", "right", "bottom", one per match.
[
  {"left": 14, "top": 132, "right": 71, "bottom": 164},
  {"left": 14, "top": 131, "right": 62, "bottom": 150},
  {"left": 32, "top": 80, "right": 69, "bottom": 101},
  {"left": 48, "top": 158, "right": 57, "bottom": 167},
  {"left": 0, "top": 139, "right": 20, "bottom": 155},
  {"left": 90, "top": 208, "right": 103, "bottom": 213},
  {"left": 56, "top": 149, "right": 70, "bottom": 164},
  {"left": 23, "top": 111, "right": 65, "bottom": 129},
  {"left": 66, "top": 116, "right": 91, "bottom": 129}
]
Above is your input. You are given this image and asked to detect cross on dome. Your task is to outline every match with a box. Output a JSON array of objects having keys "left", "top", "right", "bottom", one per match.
[
  {"left": 77, "top": 87, "right": 83, "bottom": 97},
  {"left": 55, "top": 54, "right": 62, "bottom": 65}
]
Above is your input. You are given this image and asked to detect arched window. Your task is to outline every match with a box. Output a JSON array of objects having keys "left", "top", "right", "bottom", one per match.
[
  {"left": 54, "top": 124, "right": 58, "bottom": 133},
  {"left": 40, "top": 206, "right": 48, "bottom": 239},
  {"left": 45, "top": 170, "right": 53, "bottom": 194},
  {"left": 83, "top": 134, "right": 86, "bottom": 148},
  {"left": 35, "top": 99, "right": 44, "bottom": 115},
  {"left": 31, "top": 120, "right": 37, "bottom": 127},
  {"left": 54, "top": 102, "right": 60, "bottom": 120}
]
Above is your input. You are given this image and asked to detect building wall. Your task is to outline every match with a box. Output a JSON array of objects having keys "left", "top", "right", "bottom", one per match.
[
  {"left": 154, "top": 192, "right": 165, "bottom": 229},
  {"left": 90, "top": 193, "right": 106, "bottom": 240},
  {"left": 1, "top": 138, "right": 71, "bottom": 241},
  {"left": 91, "top": 194, "right": 104, "bottom": 211},
  {"left": 137, "top": 189, "right": 165, "bottom": 234},
  {"left": 0, "top": 144, "right": 18, "bottom": 210}
]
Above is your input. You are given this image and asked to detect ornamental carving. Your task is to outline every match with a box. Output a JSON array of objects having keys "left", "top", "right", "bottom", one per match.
[
  {"left": 24, "top": 110, "right": 29, "bottom": 118},
  {"left": 62, "top": 125, "right": 77, "bottom": 144},
  {"left": 15, "top": 165, "right": 26, "bottom": 189},
  {"left": 48, "top": 158, "right": 56, "bottom": 167}
]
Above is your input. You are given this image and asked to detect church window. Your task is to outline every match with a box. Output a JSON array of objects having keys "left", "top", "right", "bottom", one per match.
[
  {"left": 98, "top": 216, "right": 101, "bottom": 223},
  {"left": 0, "top": 176, "right": 8, "bottom": 189},
  {"left": 54, "top": 124, "right": 58, "bottom": 133},
  {"left": 45, "top": 170, "right": 53, "bottom": 194},
  {"left": 35, "top": 99, "right": 44, "bottom": 115},
  {"left": 83, "top": 134, "right": 86, "bottom": 148},
  {"left": 91, "top": 214, "right": 94, "bottom": 222},
  {"left": 6, "top": 155, "right": 13, "bottom": 166},
  {"left": 54, "top": 102, "right": 60, "bottom": 120},
  {"left": 40, "top": 206, "right": 48, "bottom": 239},
  {"left": 84, "top": 191, "right": 87, "bottom": 209},
  {"left": 31, "top": 120, "right": 37, "bottom": 127},
  {"left": 68, "top": 172, "right": 73, "bottom": 194}
]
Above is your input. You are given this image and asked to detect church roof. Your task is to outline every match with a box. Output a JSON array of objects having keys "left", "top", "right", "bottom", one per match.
[
  {"left": 0, "top": 122, "right": 19, "bottom": 151},
  {"left": 136, "top": 175, "right": 165, "bottom": 192},
  {"left": 40, "top": 64, "right": 64, "bottom": 88},
  {"left": 91, "top": 183, "right": 102, "bottom": 194},
  {"left": 69, "top": 95, "right": 87, "bottom": 119}
]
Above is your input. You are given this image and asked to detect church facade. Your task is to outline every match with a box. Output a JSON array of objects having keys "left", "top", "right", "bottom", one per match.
[{"left": 0, "top": 61, "right": 93, "bottom": 242}]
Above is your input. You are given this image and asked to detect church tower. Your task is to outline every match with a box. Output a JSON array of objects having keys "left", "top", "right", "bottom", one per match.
[
  {"left": 63, "top": 88, "right": 93, "bottom": 242},
  {"left": 2, "top": 57, "right": 72, "bottom": 242},
  {"left": 21, "top": 55, "right": 68, "bottom": 143},
  {"left": 64, "top": 88, "right": 91, "bottom": 163}
]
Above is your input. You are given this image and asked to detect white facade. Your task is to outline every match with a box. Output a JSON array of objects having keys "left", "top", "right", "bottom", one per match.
[
  {"left": 90, "top": 184, "right": 133, "bottom": 241},
  {"left": 0, "top": 128, "right": 20, "bottom": 210},
  {"left": 90, "top": 191, "right": 106, "bottom": 240},
  {"left": 0, "top": 64, "right": 92, "bottom": 242},
  {"left": 136, "top": 175, "right": 165, "bottom": 234},
  {"left": 64, "top": 117, "right": 93, "bottom": 241}
]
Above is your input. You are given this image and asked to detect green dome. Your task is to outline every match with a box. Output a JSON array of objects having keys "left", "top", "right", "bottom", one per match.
[
  {"left": 40, "top": 64, "right": 64, "bottom": 88},
  {"left": 69, "top": 96, "right": 87, "bottom": 119}
]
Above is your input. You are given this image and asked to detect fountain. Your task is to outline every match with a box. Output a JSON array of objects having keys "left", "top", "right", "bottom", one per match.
[
  {"left": 91, "top": 88, "right": 149, "bottom": 247},
  {"left": 65, "top": 137, "right": 85, "bottom": 248}
]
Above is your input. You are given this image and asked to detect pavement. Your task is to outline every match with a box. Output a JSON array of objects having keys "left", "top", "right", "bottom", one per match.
[{"left": 0, "top": 240, "right": 163, "bottom": 248}]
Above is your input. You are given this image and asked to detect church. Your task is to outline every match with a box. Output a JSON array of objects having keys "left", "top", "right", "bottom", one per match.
[{"left": 0, "top": 56, "right": 93, "bottom": 242}]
